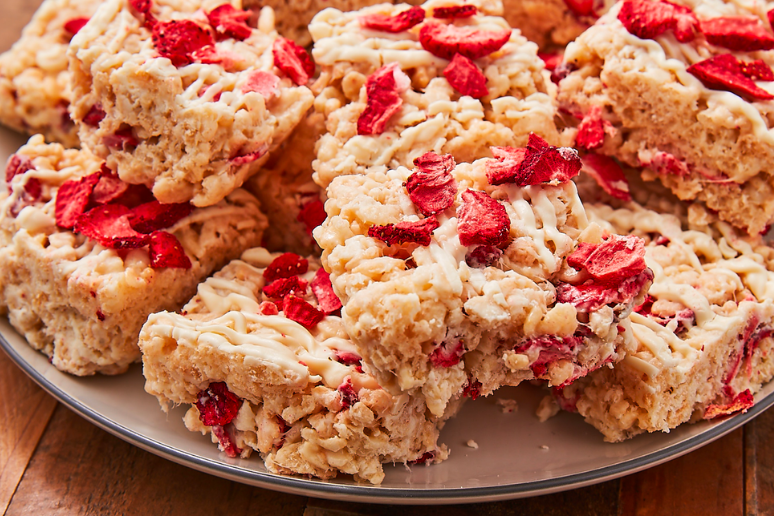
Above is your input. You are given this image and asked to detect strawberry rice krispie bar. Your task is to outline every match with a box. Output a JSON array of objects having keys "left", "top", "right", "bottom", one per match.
[
  {"left": 556, "top": 0, "right": 774, "bottom": 235},
  {"left": 0, "top": 135, "right": 267, "bottom": 375},
  {"left": 140, "top": 248, "right": 453, "bottom": 484},
  {"left": 68, "top": 0, "right": 314, "bottom": 207}
]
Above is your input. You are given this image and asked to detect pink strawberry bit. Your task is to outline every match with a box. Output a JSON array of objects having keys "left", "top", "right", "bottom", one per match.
[
  {"left": 64, "top": 17, "right": 90, "bottom": 35},
  {"left": 211, "top": 425, "right": 242, "bottom": 458},
  {"left": 739, "top": 60, "right": 774, "bottom": 82},
  {"left": 567, "top": 235, "right": 647, "bottom": 286},
  {"left": 551, "top": 62, "right": 576, "bottom": 84},
  {"left": 575, "top": 106, "right": 612, "bottom": 151},
  {"left": 581, "top": 154, "right": 631, "bottom": 201},
  {"left": 514, "top": 335, "right": 583, "bottom": 380},
  {"left": 640, "top": 150, "right": 690, "bottom": 177},
  {"left": 687, "top": 54, "right": 774, "bottom": 101},
  {"left": 617, "top": 0, "right": 699, "bottom": 43},
  {"left": 82, "top": 104, "right": 106, "bottom": 127},
  {"left": 432, "top": 5, "right": 477, "bottom": 19},
  {"left": 149, "top": 230, "right": 192, "bottom": 269},
  {"left": 538, "top": 51, "right": 563, "bottom": 72},
  {"left": 429, "top": 339, "right": 465, "bottom": 367},
  {"left": 337, "top": 377, "right": 359, "bottom": 410},
  {"left": 191, "top": 45, "right": 243, "bottom": 69},
  {"left": 75, "top": 204, "right": 151, "bottom": 249},
  {"left": 443, "top": 53, "right": 489, "bottom": 98},
  {"left": 241, "top": 70, "right": 280, "bottom": 97},
  {"left": 55, "top": 172, "right": 102, "bottom": 229},
  {"left": 701, "top": 16, "right": 774, "bottom": 52},
  {"left": 263, "top": 275, "right": 308, "bottom": 301},
  {"left": 359, "top": 5, "right": 425, "bottom": 32},
  {"left": 769, "top": 9, "right": 774, "bottom": 31},
  {"left": 357, "top": 62, "right": 410, "bottom": 136},
  {"left": 297, "top": 198, "right": 326, "bottom": 236},
  {"left": 206, "top": 4, "right": 252, "bottom": 41},
  {"left": 462, "top": 380, "right": 482, "bottom": 400},
  {"left": 195, "top": 382, "right": 242, "bottom": 426},
  {"left": 310, "top": 268, "right": 343, "bottom": 314},
  {"left": 368, "top": 216, "right": 441, "bottom": 246},
  {"left": 419, "top": 20, "right": 511, "bottom": 60},
  {"left": 258, "top": 300, "right": 279, "bottom": 315},
  {"left": 5, "top": 154, "right": 34, "bottom": 184},
  {"left": 91, "top": 166, "right": 128, "bottom": 205},
  {"left": 557, "top": 269, "right": 653, "bottom": 312},
  {"left": 152, "top": 19, "right": 214, "bottom": 67},
  {"left": 104, "top": 127, "right": 139, "bottom": 150},
  {"left": 564, "top": 0, "right": 596, "bottom": 17},
  {"left": 517, "top": 134, "right": 582, "bottom": 186},
  {"left": 552, "top": 386, "right": 580, "bottom": 413},
  {"left": 465, "top": 245, "right": 503, "bottom": 268},
  {"left": 9, "top": 177, "right": 43, "bottom": 218},
  {"left": 334, "top": 350, "right": 363, "bottom": 369},
  {"left": 272, "top": 37, "right": 315, "bottom": 86},
  {"left": 704, "top": 389, "right": 754, "bottom": 420},
  {"left": 406, "top": 152, "right": 457, "bottom": 216},
  {"left": 457, "top": 189, "right": 510, "bottom": 247},
  {"left": 264, "top": 253, "right": 309, "bottom": 282},
  {"left": 409, "top": 451, "right": 436, "bottom": 465},
  {"left": 485, "top": 146, "right": 527, "bottom": 185},
  {"left": 128, "top": 200, "right": 192, "bottom": 233},
  {"left": 284, "top": 295, "right": 325, "bottom": 329},
  {"left": 230, "top": 145, "right": 268, "bottom": 168}
]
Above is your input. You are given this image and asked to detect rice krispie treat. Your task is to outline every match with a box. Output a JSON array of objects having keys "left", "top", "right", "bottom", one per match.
[
  {"left": 0, "top": 135, "right": 267, "bottom": 375},
  {"left": 0, "top": 0, "right": 103, "bottom": 147},
  {"left": 556, "top": 0, "right": 774, "bottom": 235},
  {"left": 315, "top": 143, "right": 654, "bottom": 416},
  {"left": 309, "top": 0, "right": 562, "bottom": 189},
  {"left": 555, "top": 201, "right": 774, "bottom": 441},
  {"left": 68, "top": 0, "right": 315, "bottom": 207},
  {"left": 140, "top": 248, "right": 454, "bottom": 484}
]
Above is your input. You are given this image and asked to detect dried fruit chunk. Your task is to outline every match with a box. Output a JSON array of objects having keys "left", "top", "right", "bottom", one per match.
[
  {"left": 564, "top": 0, "right": 595, "bottom": 17},
  {"left": 432, "top": 5, "right": 477, "bottom": 18},
  {"left": 701, "top": 17, "right": 774, "bottom": 52},
  {"left": 241, "top": 70, "right": 280, "bottom": 97},
  {"left": 493, "top": 134, "right": 582, "bottom": 187},
  {"left": 576, "top": 106, "right": 612, "bottom": 151},
  {"left": 64, "top": 17, "right": 90, "bottom": 35},
  {"left": 128, "top": 200, "right": 192, "bottom": 233},
  {"left": 152, "top": 20, "right": 215, "bottom": 67},
  {"left": 457, "top": 189, "right": 510, "bottom": 247},
  {"left": 641, "top": 150, "right": 690, "bottom": 177},
  {"left": 211, "top": 425, "right": 242, "bottom": 457},
  {"left": 769, "top": 9, "right": 774, "bottom": 31},
  {"left": 465, "top": 245, "right": 502, "bottom": 268},
  {"left": 10, "top": 177, "right": 43, "bottom": 217},
  {"left": 557, "top": 269, "right": 652, "bottom": 311},
  {"left": 357, "top": 63, "right": 409, "bottom": 135},
  {"left": 263, "top": 276, "right": 308, "bottom": 300},
  {"left": 297, "top": 199, "right": 326, "bottom": 235},
  {"left": 419, "top": 20, "right": 511, "bottom": 60},
  {"left": 443, "top": 53, "right": 489, "bottom": 98},
  {"left": 429, "top": 339, "right": 464, "bottom": 367},
  {"left": 515, "top": 335, "right": 584, "bottom": 379},
  {"left": 687, "top": 54, "right": 774, "bottom": 101},
  {"left": 368, "top": 216, "right": 440, "bottom": 246},
  {"left": 272, "top": 37, "right": 315, "bottom": 86},
  {"left": 230, "top": 146, "right": 268, "bottom": 168},
  {"left": 5, "top": 154, "right": 34, "bottom": 183},
  {"left": 337, "top": 377, "right": 359, "bottom": 409},
  {"left": 359, "top": 6, "right": 425, "bottom": 32},
  {"left": 82, "top": 104, "right": 106, "bottom": 127},
  {"left": 310, "top": 268, "right": 343, "bottom": 314},
  {"left": 581, "top": 154, "right": 631, "bottom": 201},
  {"left": 618, "top": 0, "right": 699, "bottom": 43},
  {"left": 485, "top": 147, "right": 527, "bottom": 185},
  {"left": 75, "top": 204, "right": 151, "bottom": 249},
  {"left": 149, "top": 230, "right": 192, "bottom": 269},
  {"left": 258, "top": 301, "right": 279, "bottom": 315},
  {"left": 104, "top": 127, "right": 139, "bottom": 150},
  {"left": 538, "top": 51, "right": 563, "bottom": 72},
  {"left": 91, "top": 171, "right": 129, "bottom": 205},
  {"left": 195, "top": 382, "right": 242, "bottom": 426},
  {"left": 739, "top": 60, "right": 774, "bottom": 81},
  {"left": 265, "top": 253, "right": 309, "bottom": 282},
  {"left": 406, "top": 152, "right": 457, "bottom": 216},
  {"left": 55, "top": 172, "right": 101, "bottom": 229},
  {"left": 462, "top": 380, "right": 482, "bottom": 399},
  {"left": 283, "top": 295, "right": 325, "bottom": 329},
  {"left": 704, "top": 390, "right": 754, "bottom": 420},
  {"left": 567, "top": 235, "right": 647, "bottom": 285},
  {"left": 206, "top": 4, "right": 252, "bottom": 41}
]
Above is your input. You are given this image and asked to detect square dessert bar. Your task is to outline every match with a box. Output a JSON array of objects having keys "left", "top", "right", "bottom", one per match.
[
  {"left": 308, "top": 0, "right": 562, "bottom": 189},
  {"left": 315, "top": 141, "right": 654, "bottom": 416},
  {"left": 557, "top": 0, "right": 774, "bottom": 235},
  {"left": 557, "top": 201, "right": 774, "bottom": 441},
  {"left": 0, "top": 0, "right": 103, "bottom": 147},
  {"left": 69, "top": 0, "right": 314, "bottom": 207},
  {"left": 140, "top": 248, "right": 453, "bottom": 484},
  {"left": 0, "top": 135, "right": 267, "bottom": 375}
]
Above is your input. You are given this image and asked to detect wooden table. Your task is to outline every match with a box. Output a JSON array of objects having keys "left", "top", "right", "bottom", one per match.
[{"left": 1, "top": 1, "right": 773, "bottom": 514}]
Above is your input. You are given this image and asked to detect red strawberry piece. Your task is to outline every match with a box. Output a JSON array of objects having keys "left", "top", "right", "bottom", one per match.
[
  {"left": 5, "top": 154, "right": 34, "bottom": 183},
  {"left": 564, "top": 0, "right": 595, "bottom": 17},
  {"left": 297, "top": 198, "right": 326, "bottom": 236},
  {"left": 283, "top": 295, "right": 325, "bottom": 329},
  {"left": 152, "top": 20, "right": 214, "bottom": 67},
  {"left": 641, "top": 150, "right": 690, "bottom": 177},
  {"left": 462, "top": 379, "right": 482, "bottom": 399},
  {"left": 769, "top": 9, "right": 774, "bottom": 31},
  {"left": 567, "top": 235, "right": 647, "bottom": 285},
  {"left": 258, "top": 300, "right": 279, "bottom": 315},
  {"left": 206, "top": 4, "right": 252, "bottom": 41},
  {"left": 265, "top": 253, "right": 309, "bottom": 283},
  {"left": 9, "top": 177, "right": 43, "bottom": 217},
  {"left": 104, "top": 127, "right": 139, "bottom": 150},
  {"left": 272, "top": 37, "right": 315, "bottom": 86},
  {"left": 551, "top": 62, "right": 576, "bottom": 84},
  {"left": 406, "top": 152, "right": 457, "bottom": 216},
  {"left": 91, "top": 173, "right": 129, "bottom": 205},
  {"left": 704, "top": 389, "right": 754, "bottom": 420},
  {"left": 618, "top": 0, "right": 699, "bottom": 43},
  {"left": 195, "top": 382, "right": 242, "bottom": 426},
  {"left": 701, "top": 16, "right": 774, "bottom": 52},
  {"left": 739, "top": 59, "right": 774, "bottom": 81},
  {"left": 517, "top": 134, "right": 583, "bottom": 186},
  {"left": 75, "top": 204, "right": 151, "bottom": 249},
  {"left": 241, "top": 70, "right": 280, "bottom": 97},
  {"left": 465, "top": 245, "right": 502, "bottom": 268},
  {"left": 190, "top": 45, "right": 233, "bottom": 66},
  {"left": 359, "top": 5, "right": 425, "bottom": 32},
  {"left": 457, "top": 189, "right": 510, "bottom": 247},
  {"left": 485, "top": 146, "right": 527, "bottom": 185},
  {"left": 82, "top": 103, "right": 106, "bottom": 127},
  {"left": 688, "top": 54, "right": 774, "bottom": 101},
  {"left": 368, "top": 216, "right": 440, "bottom": 246},
  {"left": 55, "top": 172, "right": 101, "bottom": 229},
  {"left": 581, "top": 154, "right": 631, "bottom": 201},
  {"left": 538, "top": 51, "right": 563, "bottom": 72},
  {"left": 149, "top": 230, "right": 192, "bottom": 268},
  {"left": 230, "top": 145, "right": 269, "bottom": 168},
  {"left": 432, "top": 5, "right": 477, "bottom": 18},
  {"left": 429, "top": 339, "right": 464, "bottom": 367},
  {"left": 515, "top": 335, "right": 584, "bottom": 379},
  {"left": 128, "top": 200, "right": 192, "bottom": 233},
  {"left": 211, "top": 425, "right": 242, "bottom": 458},
  {"left": 556, "top": 280, "right": 632, "bottom": 312},
  {"left": 334, "top": 350, "right": 362, "bottom": 367},
  {"left": 419, "top": 20, "right": 511, "bottom": 60},
  {"left": 443, "top": 53, "right": 489, "bottom": 98},
  {"left": 575, "top": 105, "right": 612, "bottom": 151},
  {"left": 357, "top": 63, "right": 409, "bottom": 135},
  {"left": 409, "top": 451, "right": 436, "bottom": 465},
  {"left": 310, "top": 268, "right": 342, "bottom": 314},
  {"left": 337, "top": 377, "right": 359, "bottom": 410},
  {"left": 263, "top": 275, "right": 308, "bottom": 300},
  {"left": 64, "top": 17, "right": 90, "bottom": 35},
  {"left": 129, "top": 0, "right": 156, "bottom": 29}
]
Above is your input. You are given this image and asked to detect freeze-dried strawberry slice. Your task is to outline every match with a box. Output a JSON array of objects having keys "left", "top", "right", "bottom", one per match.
[
  {"left": 641, "top": 150, "right": 690, "bottom": 177},
  {"left": 283, "top": 295, "right": 325, "bottom": 329},
  {"left": 433, "top": 5, "right": 477, "bottom": 18},
  {"left": 191, "top": 45, "right": 243, "bottom": 68},
  {"left": 337, "top": 377, "right": 359, "bottom": 410},
  {"left": 230, "top": 145, "right": 268, "bottom": 168},
  {"left": 501, "top": 134, "right": 582, "bottom": 187},
  {"left": 485, "top": 146, "right": 527, "bottom": 185},
  {"left": 567, "top": 235, "right": 647, "bottom": 285},
  {"left": 359, "top": 5, "right": 425, "bottom": 32},
  {"left": 91, "top": 171, "right": 129, "bottom": 205},
  {"left": 769, "top": 9, "right": 774, "bottom": 31},
  {"left": 538, "top": 51, "right": 563, "bottom": 72},
  {"left": 5, "top": 154, "right": 34, "bottom": 183},
  {"left": 516, "top": 335, "right": 584, "bottom": 380},
  {"left": 406, "top": 152, "right": 457, "bottom": 216},
  {"left": 128, "top": 200, "right": 192, "bottom": 233},
  {"left": 576, "top": 106, "right": 612, "bottom": 151},
  {"left": 409, "top": 451, "right": 436, "bottom": 465},
  {"left": 272, "top": 37, "right": 315, "bottom": 86},
  {"left": 64, "top": 17, "right": 90, "bottom": 35},
  {"left": 258, "top": 301, "right": 279, "bottom": 315},
  {"left": 9, "top": 177, "right": 43, "bottom": 217},
  {"left": 557, "top": 269, "right": 652, "bottom": 311},
  {"left": 739, "top": 59, "right": 774, "bottom": 81},
  {"left": 263, "top": 276, "right": 308, "bottom": 300},
  {"left": 55, "top": 172, "right": 101, "bottom": 229},
  {"left": 687, "top": 54, "right": 774, "bottom": 101},
  {"left": 310, "top": 268, "right": 342, "bottom": 314},
  {"left": 75, "top": 204, "right": 151, "bottom": 249},
  {"left": 701, "top": 16, "right": 774, "bottom": 52},
  {"left": 357, "top": 63, "right": 410, "bottom": 135},
  {"left": 419, "top": 20, "right": 511, "bottom": 60},
  {"left": 462, "top": 380, "right": 482, "bottom": 400},
  {"left": 206, "top": 4, "right": 252, "bottom": 41},
  {"left": 129, "top": 0, "right": 156, "bottom": 28},
  {"left": 152, "top": 20, "right": 214, "bottom": 67},
  {"left": 457, "top": 189, "right": 510, "bottom": 247},
  {"left": 334, "top": 350, "right": 363, "bottom": 368},
  {"left": 265, "top": 253, "right": 309, "bottom": 282},
  {"left": 581, "top": 154, "right": 631, "bottom": 201},
  {"left": 149, "top": 231, "right": 191, "bottom": 268},
  {"left": 564, "top": 0, "right": 595, "bottom": 17},
  {"left": 368, "top": 216, "right": 440, "bottom": 246},
  {"left": 211, "top": 425, "right": 242, "bottom": 458},
  {"left": 195, "top": 382, "right": 242, "bottom": 426},
  {"left": 704, "top": 389, "right": 754, "bottom": 420},
  {"left": 618, "top": 0, "right": 699, "bottom": 43},
  {"left": 241, "top": 70, "right": 279, "bottom": 97},
  {"left": 82, "top": 104, "right": 106, "bottom": 127},
  {"left": 443, "top": 53, "right": 488, "bottom": 98},
  {"left": 297, "top": 199, "right": 326, "bottom": 235},
  {"left": 465, "top": 245, "right": 502, "bottom": 268},
  {"left": 429, "top": 339, "right": 464, "bottom": 367},
  {"left": 104, "top": 127, "right": 139, "bottom": 150}
]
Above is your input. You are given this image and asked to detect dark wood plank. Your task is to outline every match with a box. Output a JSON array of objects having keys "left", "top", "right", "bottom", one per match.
[{"left": 744, "top": 407, "right": 774, "bottom": 516}]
